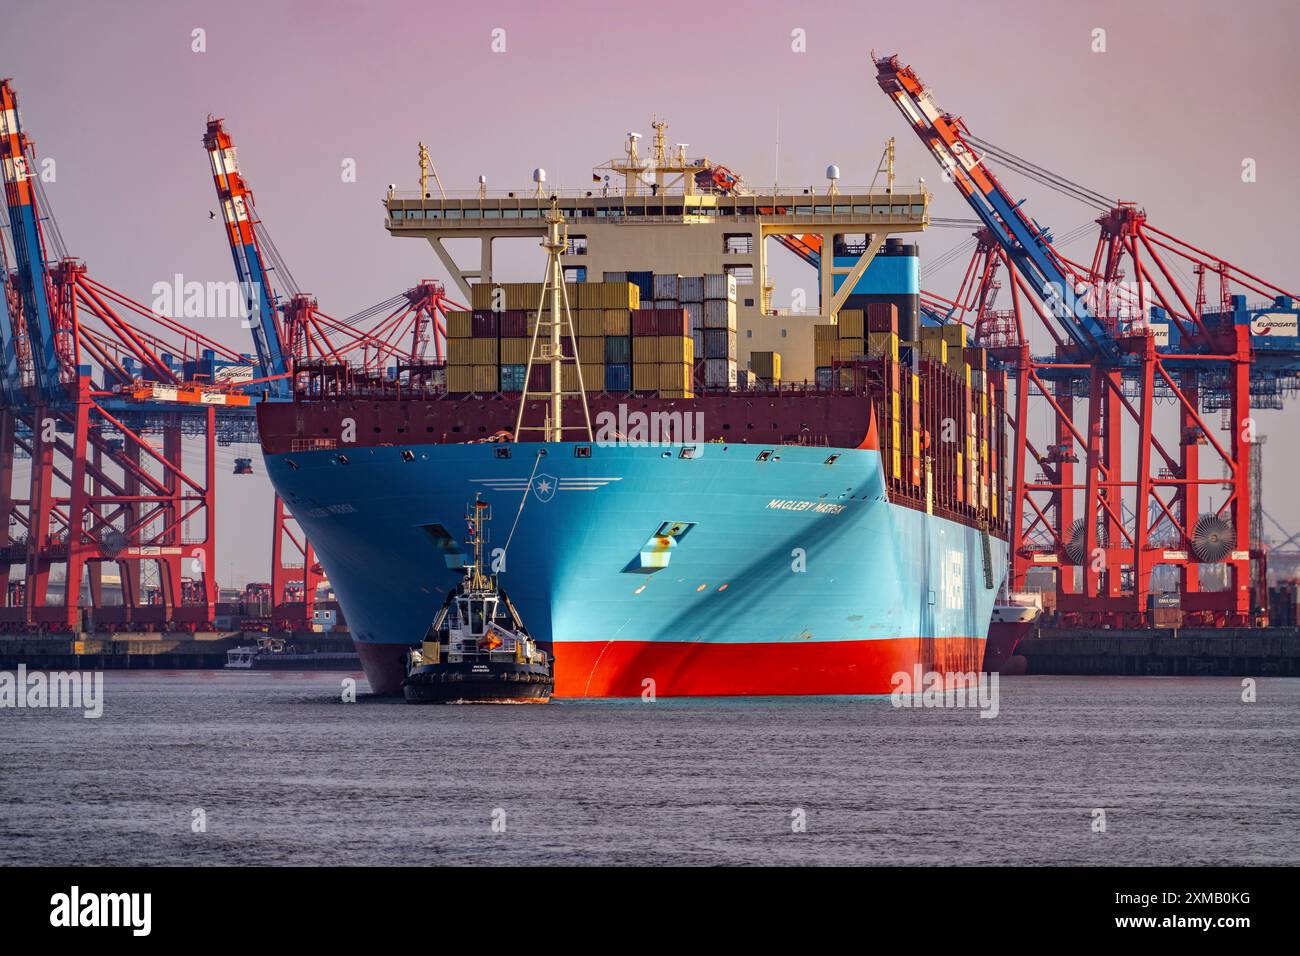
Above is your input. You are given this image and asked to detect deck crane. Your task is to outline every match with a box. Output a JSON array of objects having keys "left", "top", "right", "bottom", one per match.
[
  {"left": 0, "top": 80, "right": 68, "bottom": 402},
  {"left": 874, "top": 54, "right": 1300, "bottom": 627}
]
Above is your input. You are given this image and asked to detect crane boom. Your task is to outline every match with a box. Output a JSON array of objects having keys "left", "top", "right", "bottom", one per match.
[
  {"left": 0, "top": 231, "right": 24, "bottom": 405},
  {"left": 0, "top": 79, "right": 66, "bottom": 401},
  {"left": 203, "top": 118, "right": 291, "bottom": 399},
  {"left": 874, "top": 55, "right": 1120, "bottom": 360}
]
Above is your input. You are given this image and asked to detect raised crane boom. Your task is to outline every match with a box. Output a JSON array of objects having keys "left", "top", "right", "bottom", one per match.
[
  {"left": 202, "top": 118, "right": 291, "bottom": 400},
  {"left": 0, "top": 228, "right": 25, "bottom": 406},
  {"left": 0, "top": 79, "right": 66, "bottom": 401},
  {"left": 874, "top": 55, "right": 1120, "bottom": 360}
]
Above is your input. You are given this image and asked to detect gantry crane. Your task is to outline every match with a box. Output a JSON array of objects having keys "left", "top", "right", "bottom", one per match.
[{"left": 876, "top": 53, "right": 1300, "bottom": 626}]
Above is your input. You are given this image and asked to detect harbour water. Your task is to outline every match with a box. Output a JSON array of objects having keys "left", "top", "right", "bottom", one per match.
[{"left": 1, "top": 672, "right": 1296, "bottom": 866}]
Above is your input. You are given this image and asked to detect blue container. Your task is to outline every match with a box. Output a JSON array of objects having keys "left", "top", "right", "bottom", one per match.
[
  {"left": 499, "top": 364, "right": 526, "bottom": 392},
  {"left": 604, "top": 335, "right": 631, "bottom": 364},
  {"left": 628, "top": 271, "right": 654, "bottom": 302},
  {"left": 605, "top": 363, "right": 631, "bottom": 391}
]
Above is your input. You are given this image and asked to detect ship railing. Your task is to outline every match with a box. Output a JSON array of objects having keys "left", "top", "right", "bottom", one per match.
[
  {"left": 386, "top": 184, "right": 927, "bottom": 202},
  {"left": 996, "top": 585, "right": 1043, "bottom": 608}
]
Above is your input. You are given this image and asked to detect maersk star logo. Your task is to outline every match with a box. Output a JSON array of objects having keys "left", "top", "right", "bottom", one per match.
[
  {"left": 469, "top": 475, "right": 623, "bottom": 502},
  {"left": 531, "top": 474, "right": 557, "bottom": 503}
]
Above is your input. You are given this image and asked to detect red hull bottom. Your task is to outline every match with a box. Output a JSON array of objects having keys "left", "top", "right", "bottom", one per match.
[{"left": 357, "top": 636, "right": 984, "bottom": 698}]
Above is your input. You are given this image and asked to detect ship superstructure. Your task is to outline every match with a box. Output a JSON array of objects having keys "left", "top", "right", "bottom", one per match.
[{"left": 384, "top": 121, "right": 929, "bottom": 381}]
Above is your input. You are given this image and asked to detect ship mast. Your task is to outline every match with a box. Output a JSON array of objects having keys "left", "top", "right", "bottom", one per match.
[
  {"left": 514, "top": 198, "right": 592, "bottom": 443},
  {"left": 466, "top": 494, "right": 491, "bottom": 591}
]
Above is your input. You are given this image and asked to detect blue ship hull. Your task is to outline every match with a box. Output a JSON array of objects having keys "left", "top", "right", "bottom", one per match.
[{"left": 265, "top": 441, "right": 1007, "bottom": 696}]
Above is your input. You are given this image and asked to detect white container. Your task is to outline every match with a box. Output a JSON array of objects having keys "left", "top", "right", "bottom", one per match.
[
  {"left": 654, "top": 299, "right": 678, "bottom": 311},
  {"left": 704, "top": 358, "right": 738, "bottom": 387},
  {"left": 602, "top": 271, "right": 627, "bottom": 284},
  {"left": 703, "top": 299, "right": 737, "bottom": 331},
  {"left": 703, "top": 328, "right": 737, "bottom": 360},
  {"left": 683, "top": 301, "right": 703, "bottom": 332},
  {"left": 653, "top": 273, "right": 681, "bottom": 299},
  {"left": 679, "top": 275, "right": 705, "bottom": 303},
  {"left": 704, "top": 273, "right": 737, "bottom": 301}
]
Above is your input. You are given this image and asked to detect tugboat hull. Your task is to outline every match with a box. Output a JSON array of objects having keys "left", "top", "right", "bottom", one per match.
[{"left": 403, "top": 662, "right": 553, "bottom": 704}]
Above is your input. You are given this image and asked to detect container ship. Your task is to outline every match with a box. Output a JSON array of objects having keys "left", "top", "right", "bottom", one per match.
[{"left": 255, "top": 122, "right": 1010, "bottom": 696}]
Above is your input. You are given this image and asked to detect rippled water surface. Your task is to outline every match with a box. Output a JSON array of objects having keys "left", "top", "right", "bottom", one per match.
[{"left": 2, "top": 671, "right": 1296, "bottom": 865}]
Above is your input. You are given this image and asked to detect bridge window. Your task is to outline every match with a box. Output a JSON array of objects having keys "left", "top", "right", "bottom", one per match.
[{"left": 724, "top": 233, "right": 753, "bottom": 254}]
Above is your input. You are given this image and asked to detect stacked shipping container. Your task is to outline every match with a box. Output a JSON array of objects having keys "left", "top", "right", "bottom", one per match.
[
  {"left": 613, "top": 270, "right": 737, "bottom": 391},
  {"left": 444, "top": 280, "right": 698, "bottom": 397}
]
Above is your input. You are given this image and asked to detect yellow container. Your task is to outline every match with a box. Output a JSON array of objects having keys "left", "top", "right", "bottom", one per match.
[
  {"left": 471, "top": 337, "right": 498, "bottom": 365},
  {"left": 499, "top": 337, "right": 530, "bottom": 365},
  {"left": 579, "top": 310, "right": 605, "bottom": 337},
  {"left": 750, "top": 350, "right": 781, "bottom": 381},
  {"left": 561, "top": 362, "right": 604, "bottom": 392},
  {"left": 657, "top": 335, "right": 693, "bottom": 363},
  {"left": 445, "top": 310, "right": 473, "bottom": 339},
  {"left": 838, "top": 309, "right": 865, "bottom": 339},
  {"left": 867, "top": 331, "right": 899, "bottom": 360},
  {"left": 814, "top": 338, "right": 836, "bottom": 368},
  {"left": 814, "top": 324, "right": 838, "bottom": 343},
  {"left": 941, "top": 323, "right": 966, "bottom": 348},
  {"left": 447, "top": 338, "right": 474, "bottom": 366},
  {"left": 470, "top": 284, "right": 496, "bottom": 310},
  {"left": 836, "top": 339, "right": 862, "bottom": 362},
  {"left": 579, "top": 336, "right": 605, "bottom": 364},
  {"left": 471, "top": 365, "right": 498, "bottom": 392},
  {"left": 511, "top": 283, "right": 545, "bottom": 311},
  {"left": 602, "top": 309, "right": 631, "bottom": 336},
  {"left": 447, "top": 364, "right": 474, "bottom": 392},
  {"left": 921, "top": 338, "right": 947, "bottom": 363},
  {"left": 633, "top": 363, "right": 659, "bottom": 391},
  {"left": 633, "top": 337, "right": 658, "bottom": 364},
  {"left": 659, "top": 362, "right": 693, "bottom": 391},
  {"left": 609, "top": 282, "right": 640, "bottom": 310}
]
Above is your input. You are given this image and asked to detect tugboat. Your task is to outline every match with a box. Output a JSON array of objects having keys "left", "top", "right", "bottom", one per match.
[{"left": 403, "top": 495, "right": 553, "bottom": 703}]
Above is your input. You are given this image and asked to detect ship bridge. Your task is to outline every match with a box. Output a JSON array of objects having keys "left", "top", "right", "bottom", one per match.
[{"left": 383, "top": 126, "right": 930, "bottom": 379}]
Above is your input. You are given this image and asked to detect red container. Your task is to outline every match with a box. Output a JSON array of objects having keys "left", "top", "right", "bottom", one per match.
[
  {"left": 499, "top": 310, "right": 528, "bottom": 338},
  {"left": 631, "top": 309, "right": 659, "bottom": 336},
  {"left": 471, "top": 310, "right": 498, "bottom": 337},
  {"left": 867, "top": 302, "right": 898, "bottom": 334},
  {"left": 528, "top": 365, "right": 551, "bottom": 391},
  {"left": 656, "top": 308, "right": 690, "bottom": 336}
]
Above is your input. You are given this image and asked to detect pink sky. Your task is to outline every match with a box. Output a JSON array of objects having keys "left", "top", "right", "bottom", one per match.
[{"left": 2, "top": 0, "right": 1298, "bottom": 582}]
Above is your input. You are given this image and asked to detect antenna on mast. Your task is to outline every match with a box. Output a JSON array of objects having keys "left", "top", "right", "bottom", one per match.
[{"left": 417, "top": 142, "right": 445, "bottom": 199}]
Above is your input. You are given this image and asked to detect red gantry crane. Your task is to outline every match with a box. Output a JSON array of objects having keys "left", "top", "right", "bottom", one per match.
[{"left": 876, "top": 54, "right": 1300, "bottom": 627}]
